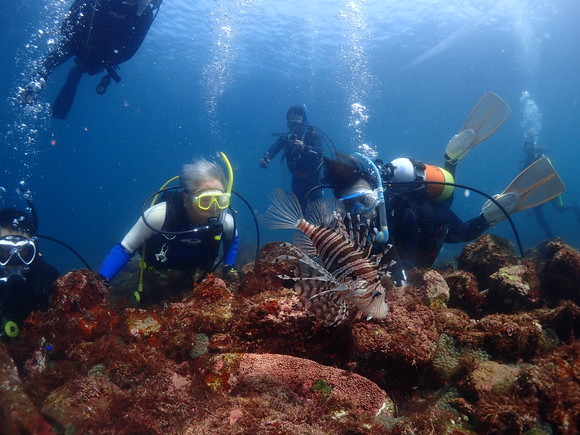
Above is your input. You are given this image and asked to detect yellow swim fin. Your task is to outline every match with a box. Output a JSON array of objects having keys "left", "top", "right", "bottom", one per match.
[
  {"left": 445, "top": 92, "right": 512, "bottom": 166},
  {"left": 481, "top": 157, "right": 565, "bottom": 224}
]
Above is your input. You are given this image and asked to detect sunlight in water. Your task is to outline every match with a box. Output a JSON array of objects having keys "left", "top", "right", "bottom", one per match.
[
  {"left": 5, "top": 0, "right": 69, "bottom": 183},
  {"left": 336, "top": 0, "right": 374, "bottom": 152},
  {"left": 520, "top": 90, "right": 542, "bottom": 141},
  {"left": 202, "top": 0, "right": 261, "bottom": 146}
]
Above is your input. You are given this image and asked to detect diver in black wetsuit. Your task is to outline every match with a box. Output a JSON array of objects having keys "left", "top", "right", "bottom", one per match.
[
  {"left": 20, "top": 0, "right": 161, "bottom": 119},
  {"left": 0, "top": 208, "right": 59, "bottom": 339},
  {"left": 324, "top": 154, "right": 490, "bottom": 276},
  {"left": 522, "top": 132, "right": 580, "bottom": 239},
  {"left": 259, "top": 106, "right": 325, "bottom": 210}
]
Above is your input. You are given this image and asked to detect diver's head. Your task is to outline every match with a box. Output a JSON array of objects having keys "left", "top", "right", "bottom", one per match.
[
  {"left": 181, "top": 158, "right": 229, "bottom": 223},
  {"left": 325, "top": 154, "right": 379, "bottom": 218},
  {"left": 336, "top": 179, "right": 379, "bottom": 219},
  {"left": 286, "top": 106, "right": 307, "bottom": 133},
  {"left": 0, "top": 208, "right": 36, "bottom": 237},
  {"left": 325, "top": 153, "right": 377, "bottom": 193}
]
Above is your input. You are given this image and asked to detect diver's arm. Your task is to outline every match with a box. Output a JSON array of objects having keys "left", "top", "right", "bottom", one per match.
[
  {"left": 263, "top": 136, "right": 286, "bottom": 162},
  {"left": 444, "top": 208, "right": 489, "bottom": 243},
  {"left": 120, "top": 203, "right": 166, "bottom": 253},
  {"left": 98, "top": 203, "right": 166, "bottom": 281}
]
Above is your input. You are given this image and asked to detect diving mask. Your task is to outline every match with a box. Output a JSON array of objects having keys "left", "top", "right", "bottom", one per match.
[
  {"left": 191, "top": 190, "right": 231, "bottom": 211},
  {"left": 0, "top": 235, "right": 37, "bottom": 266},
  {"left": 339, "top": 190, "right": 379, "bottom": 215}
]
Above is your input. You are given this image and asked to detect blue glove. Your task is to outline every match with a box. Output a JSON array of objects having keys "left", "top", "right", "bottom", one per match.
[{"left": 98, "top": 243, "right": 132, "bottom": 282}]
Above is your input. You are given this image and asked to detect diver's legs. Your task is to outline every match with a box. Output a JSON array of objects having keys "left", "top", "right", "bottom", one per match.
[
  {"left": 292, "top": 176, "right": 316, "bottom": 211},
  {"left": 51, "top": 64, "right": 84, "bottom": 119},
  {"left": 532, "top": 206, "right": 554, "bottom": 239}
]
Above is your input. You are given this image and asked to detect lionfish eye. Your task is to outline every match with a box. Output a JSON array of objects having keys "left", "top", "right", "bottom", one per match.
[{"left": 373, "top": 291, "right": 382, "bottom": 297}]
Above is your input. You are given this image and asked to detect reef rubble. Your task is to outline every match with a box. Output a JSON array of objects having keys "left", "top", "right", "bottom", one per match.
[{"left": 1, "top": 235, "right": 579, "bottom": 434}]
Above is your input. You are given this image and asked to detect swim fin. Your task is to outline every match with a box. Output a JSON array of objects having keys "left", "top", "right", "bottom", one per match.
[
  {"left": 444, "top": 92, "right": 512, "bottom": 166},
  {"left": 52, "top": 64, "right": 84, "bottom": 119},
  {"left": 481, "top": 157, "right": 565, "bottom": 224}
]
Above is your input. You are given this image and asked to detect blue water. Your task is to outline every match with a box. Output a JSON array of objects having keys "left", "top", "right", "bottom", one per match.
[{"left": 1, "top": 0, "right": 580, "bottom": 273}]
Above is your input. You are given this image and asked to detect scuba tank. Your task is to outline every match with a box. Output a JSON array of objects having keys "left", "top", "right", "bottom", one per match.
[{"left": 385, "top": 158, "right": 455, "bottom": 202}]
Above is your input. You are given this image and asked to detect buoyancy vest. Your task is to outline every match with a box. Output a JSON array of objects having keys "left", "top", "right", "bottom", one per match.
[
  {"left": 388, "top": 193, "right": 449, "bottom": 269},
  {"left": 142, "top": 192, "right": 225, "bottom": 272}
]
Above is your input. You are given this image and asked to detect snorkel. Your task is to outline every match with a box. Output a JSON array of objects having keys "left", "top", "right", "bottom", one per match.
[
  {"left": 355, "top": 153, "right": 388, "bottom": 242},
  {"left": 220, "top": 151, "right": 234, "bottom": 197}
]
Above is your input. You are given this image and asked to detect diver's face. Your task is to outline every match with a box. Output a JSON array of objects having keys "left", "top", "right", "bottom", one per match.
[
  {"left": 338, "top": 179, "right": 378, "bottom": 219},
  {"left": 287, "top": 114, "right": 304, "bottom": 133},
  {"left": 184, "top": 178, "right": 225, "bottom": 223},
  {"left": 340, "top": 190, "right": 379, "bottom": 218}
]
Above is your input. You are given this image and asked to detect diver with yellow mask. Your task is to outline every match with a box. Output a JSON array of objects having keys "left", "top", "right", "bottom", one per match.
[{"left": 98, "top": 153, "right": 239, "bottom": 298}]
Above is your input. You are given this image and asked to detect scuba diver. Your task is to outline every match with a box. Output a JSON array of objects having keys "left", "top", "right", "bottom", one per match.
[
  {"left": 259, "top": 105, "right": 325, "bottom": 210},
  {"left": 326, "top": 152, "right": 563, "bottom": 275},
  {"left": 521, "top": 131, "right": 580, "bottom": 239},
  {"left": 0, "top": 208, "right": 60, "bottom": 339},
  {"left": 98, "top": 153, "right": 239, "bottom": 302},
  {"left": 324, "top": 92, "right": 564, "bottom": 276},
  {"left": 323, "top": 154, "right": 407, "bottom": 286},
  {"left": 19, "top": 0, "right": 162, "bottom": 119}
]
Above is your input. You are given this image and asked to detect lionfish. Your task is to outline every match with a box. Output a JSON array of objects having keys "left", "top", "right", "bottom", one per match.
[{"left": 263, "top": 188, "right": 392, "bottom": 326}]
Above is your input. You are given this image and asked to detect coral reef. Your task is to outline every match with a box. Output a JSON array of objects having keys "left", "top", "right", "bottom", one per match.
[{"left": 1, "top": 237, "right": 579, "bottom": 434}]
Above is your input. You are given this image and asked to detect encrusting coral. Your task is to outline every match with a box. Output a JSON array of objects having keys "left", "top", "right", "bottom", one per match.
[{"left": 1, "top": 235, "right": 579, "bottom": 434}]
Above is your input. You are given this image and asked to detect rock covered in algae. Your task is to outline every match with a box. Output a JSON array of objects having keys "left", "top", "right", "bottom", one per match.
[
  {"left": 458, "top": 234, "right": 516, "bottom": 288},
  {"left": 1, "top": 237, "right": 580, "bottom": 434},
  {"left": 194, "top": 352, "right": 394, "bottom": 419},
  {"left": 487, "top": 263, "right": 541, "bottom": 313}
]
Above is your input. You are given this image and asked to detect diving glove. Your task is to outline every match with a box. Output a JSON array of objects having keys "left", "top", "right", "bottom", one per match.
[
  {"left": 259, "top": 156, "right": 271, "bottom": 168},
  {"left": 481, "top": 192, "right": 519, "bottom": 225}
]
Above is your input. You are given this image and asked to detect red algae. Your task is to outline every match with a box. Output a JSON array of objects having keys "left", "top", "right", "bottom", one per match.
[{"left": 0, "top": 237, "right": 579, "bottom": 434}]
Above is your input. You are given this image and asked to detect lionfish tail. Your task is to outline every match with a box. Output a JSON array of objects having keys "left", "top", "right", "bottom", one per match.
[{"left": 262, "top": 188, "right": 304, "bottom": 230}]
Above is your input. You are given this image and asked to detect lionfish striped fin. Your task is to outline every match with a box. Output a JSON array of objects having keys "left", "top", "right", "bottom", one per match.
[
  {"left": 277, "top": 246, "right": 334, "bottom": 281},
  {"left": 266, "top": 191, "right": 390, "bottom": 326},
  {"left": 293, "top": 232, "right": 317, "bottom": 257},
  {"left": 304, "top": 198, "right": 341, "bottom": 229},
  {"left": 308, "top": 283, "right": 351, "bottom": 298},
  {"left": 262, "top": 188, "right": 304, "bottom": 230},
  {"left": 295, "top": 279, "right": 351, "bottom": 326}
]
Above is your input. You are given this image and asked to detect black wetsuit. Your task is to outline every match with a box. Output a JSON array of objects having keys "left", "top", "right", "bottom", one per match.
[
  {"left": 264, "top": 127, "right": 324, "bottom": 208},
  {"left": 1, "top": 257, "right": 59, "bottom": 338},
  {"left": 387, "top": 192, "right": 489, "bottom": 270},
  {"left": 39, "top": 0, "right": 156, "bottom": 118}
]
